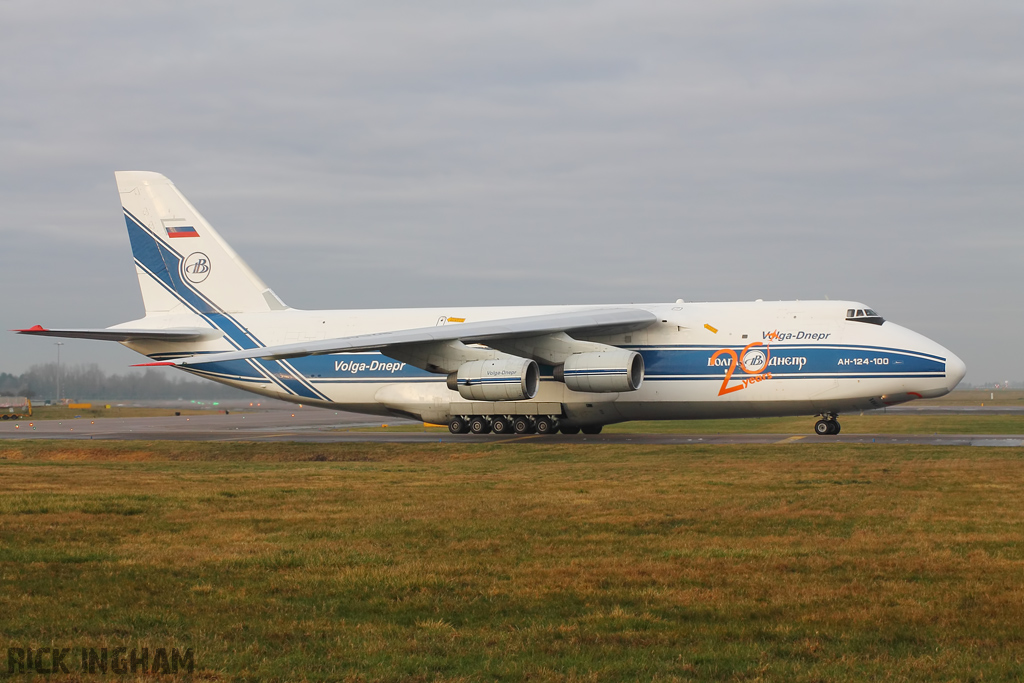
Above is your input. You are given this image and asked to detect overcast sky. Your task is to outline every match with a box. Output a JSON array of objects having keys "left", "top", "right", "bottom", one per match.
[{"left": 1, "top": 1, "right": 1021, "bottom": 384}]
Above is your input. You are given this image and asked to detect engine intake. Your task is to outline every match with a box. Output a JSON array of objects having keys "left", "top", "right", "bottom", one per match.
[
  {"left": 447, "top": 358, "right": 539, "bottom": 401},
  {"left": 555, "top": 350, "right": 644, "bottom": 393}
]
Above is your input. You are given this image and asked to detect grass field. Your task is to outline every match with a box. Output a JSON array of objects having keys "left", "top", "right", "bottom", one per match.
[{"left": 2, "top": 440, "right": 1023, "bottom": 681}]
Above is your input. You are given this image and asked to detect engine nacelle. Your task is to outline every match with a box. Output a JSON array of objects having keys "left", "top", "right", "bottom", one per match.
[
  {"left": 555, "top": 349, "right": 644, "bottom": 393},
  {"left": 447, "top": 358, "right": 539, "bottom": 401}
]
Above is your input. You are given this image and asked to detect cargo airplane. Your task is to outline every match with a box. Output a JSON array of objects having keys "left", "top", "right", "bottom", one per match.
[{"left": 17, "top": 172, "right": 966, "bottom": 435}]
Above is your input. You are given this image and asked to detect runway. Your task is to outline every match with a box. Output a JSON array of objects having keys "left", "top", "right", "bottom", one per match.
[{"left": 0, "top": 407, "right": 1021, "bottom": 447}]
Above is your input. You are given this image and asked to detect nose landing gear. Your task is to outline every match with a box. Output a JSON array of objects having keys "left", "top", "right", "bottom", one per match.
[{"left": 813, "top": 414, "right": 841, "bottom": 435}]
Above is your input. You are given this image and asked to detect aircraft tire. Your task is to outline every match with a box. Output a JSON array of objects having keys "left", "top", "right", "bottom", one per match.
[
  {"left": 513, "top": 417, "right": 534, "bottom": 434},
  {"left": 534, "top": 416, "right": 555, "bottom": 435},
  {"left": 581, "top": 425, "right": 603, "bottom": 435},
  {"left": 491, "top": 416, "right": 512, "bottom": 434},
  {"left": 448, "top": 416, "right": 469, "bottom": 434},
  {"left": 559, "top": 425, "right": 581, "bottom": 435},
  {"left": 814, "top": 420, "right": 831, "bottom": 436},
  {"left": 829, "top": 420, "right": 841, "bottom": 435},
  {"left": 469, "top": 416, "right": 491, "bottom": 435}
]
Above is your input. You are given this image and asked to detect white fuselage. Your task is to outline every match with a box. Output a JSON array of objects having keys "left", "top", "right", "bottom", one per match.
[
  {"left": 23, "top": 173, "right": 964, "bottom": 431},
  {"left": 123, "top": 299, "right": 965, "bottom": 427}
]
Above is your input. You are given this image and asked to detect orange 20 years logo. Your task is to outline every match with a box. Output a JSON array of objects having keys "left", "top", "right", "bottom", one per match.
[{"left": 709, "top": 341, "right": 773, "bottom": 396}]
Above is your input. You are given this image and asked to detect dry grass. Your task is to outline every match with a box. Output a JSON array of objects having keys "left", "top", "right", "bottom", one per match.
[{"left": 1, "top": 440, "right": 1023, "bottom": 681}]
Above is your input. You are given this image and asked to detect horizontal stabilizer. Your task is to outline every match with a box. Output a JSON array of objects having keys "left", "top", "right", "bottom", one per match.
[
  {"left": 163, "top": 307, "right": 658, "bottom": 368},
  {"left": 14, "top": 325, "right": 220, "bottom": 342}
]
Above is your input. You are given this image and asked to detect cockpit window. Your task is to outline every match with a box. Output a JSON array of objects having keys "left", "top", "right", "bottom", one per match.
[{"left": 846, "top": 307, "right": 885, "bottom": 326}]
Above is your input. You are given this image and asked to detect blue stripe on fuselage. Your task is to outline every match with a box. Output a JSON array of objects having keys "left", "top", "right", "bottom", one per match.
[{"left": 186, "top": 345, "right": 945, "bottom": 392}]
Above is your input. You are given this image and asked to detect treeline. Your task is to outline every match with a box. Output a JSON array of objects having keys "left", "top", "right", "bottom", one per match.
[{"left": 0, "top": 363, "right": 248, "bottom": 400}]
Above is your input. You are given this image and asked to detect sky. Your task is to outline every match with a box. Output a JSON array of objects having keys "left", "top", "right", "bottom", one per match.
[{"left": 0, "top": 1, "right": 1021, "bottom": 384}]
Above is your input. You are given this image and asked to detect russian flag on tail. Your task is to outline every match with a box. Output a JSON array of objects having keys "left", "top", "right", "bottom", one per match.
[{"left": 166, "top": 226, "right": 199, "bottom": 238}]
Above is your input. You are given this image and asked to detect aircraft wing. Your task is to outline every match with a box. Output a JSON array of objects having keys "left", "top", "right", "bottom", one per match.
[
  {"left": 154, "top": 308, "right": 658, "bottom": 367},
  {"left": 14, "top": 325, "right": 220, "bottom": 342}
]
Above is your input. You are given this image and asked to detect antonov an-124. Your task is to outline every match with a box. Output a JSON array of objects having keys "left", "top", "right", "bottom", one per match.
[{"left": 18, "top": 172, "right": 966, "bottom": 436}]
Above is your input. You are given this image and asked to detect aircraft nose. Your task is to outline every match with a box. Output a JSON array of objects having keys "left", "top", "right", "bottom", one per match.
[{"left": 944, "top": 350, "right": 967, "bottom": 392}]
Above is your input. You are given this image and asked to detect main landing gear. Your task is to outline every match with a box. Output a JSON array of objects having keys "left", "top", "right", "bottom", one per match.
[
  {"left": 446, "top": 415, "right": 596, "bottom": 436},
  {"left": 814, "top": 414, "right": 841, "bottom": 435}
]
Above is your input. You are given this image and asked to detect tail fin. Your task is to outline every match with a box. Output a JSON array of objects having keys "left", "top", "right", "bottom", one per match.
[{"left": 115, "top": 171, "right": 289, "bottom": 316}]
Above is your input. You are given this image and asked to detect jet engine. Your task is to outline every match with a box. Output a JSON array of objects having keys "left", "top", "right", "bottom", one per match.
[
  {"left": 555, "top": 349, "right": 644, "bottom": 393},
  {"left": 447, "top": 358, "right": 539, "bottom": 401}
]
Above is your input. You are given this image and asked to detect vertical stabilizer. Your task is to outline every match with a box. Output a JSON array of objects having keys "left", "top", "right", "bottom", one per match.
[{"left": 115, "top": 171, "right": 288, "bottom": 316}]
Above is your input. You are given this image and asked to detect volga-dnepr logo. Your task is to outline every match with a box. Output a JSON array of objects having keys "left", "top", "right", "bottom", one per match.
[{"left": 182, "top": 252, "right": 211, "bottom": 283}]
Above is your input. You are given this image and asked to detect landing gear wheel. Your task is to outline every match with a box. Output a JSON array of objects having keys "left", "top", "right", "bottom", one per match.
[
  {"left": 559, "top": 425, "right": 581, "bottom": 435},
  {"left": 491, "top": 416, "right": 512, "bottom": 435},
  {"left": 534, "top": 416, "right": 556, "bottom": 435},
  {"left": 814, "top": 420, "right": 831, "bottom": 436},
  {"left": 581, "top": 425, "right": 603, "bottom": 435},
  {"left": 448, "top": 416, "right": 470, "bottom": 434},
  {"left": 829, "top": 420, "right": 841, "bottom": 435},
  {"left": 513, "top": 417, "right": 535, "bottom": 434},
  {"left": 469, "top": 417, "right": 491, "bottom": 435}
]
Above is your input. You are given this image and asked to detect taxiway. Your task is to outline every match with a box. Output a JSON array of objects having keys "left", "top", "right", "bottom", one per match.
[{"left": 0, "top": 407, "right": 1020, "bottom": 447}]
